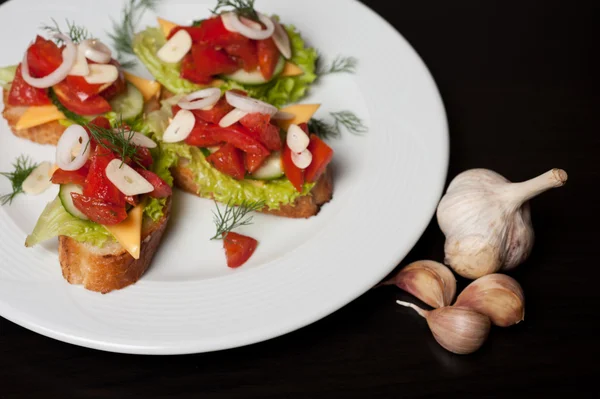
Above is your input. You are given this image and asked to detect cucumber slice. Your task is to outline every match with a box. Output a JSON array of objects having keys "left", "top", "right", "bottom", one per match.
[
  {"left": 222, "top": 56, "right": 285, "bottom": 86},
  {"left": 250, "top": 151, "right": 284, "bottom": 180},
  {"left": 109, "top": 83, "right": 144, "bottom": 121},
  {"left": 59, "top": 184, "right": 89, "bottom": 220}
]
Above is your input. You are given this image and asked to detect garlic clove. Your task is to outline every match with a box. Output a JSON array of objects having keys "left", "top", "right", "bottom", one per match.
[
  {"left": 455, "top": 273, "right": 525, "bottom": 327},
  {"left": 381, "top": 260, "right": 456, "bottom": 308},
  {"left": 397, "top": 301, "right": 491, "bottom": 355},
  {"left": 436, "top": 168, "right": 568, "bottom": 279},
  {"left": 157, "top": 29, "right": 192, "bottom": 64}
]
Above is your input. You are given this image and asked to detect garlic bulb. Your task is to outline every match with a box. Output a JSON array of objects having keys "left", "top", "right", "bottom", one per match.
[
  {"left": 455, "top": 274, "right": 525, "bottom": 327},
  {"left": 436, "top": 168, "right": 568, "bottom": 279},
  {"left": 381, "top": 260, "right": 456, "bottom": 308},
  {"left": 397, "top": 301, "right": 491, "bottom": 355}
]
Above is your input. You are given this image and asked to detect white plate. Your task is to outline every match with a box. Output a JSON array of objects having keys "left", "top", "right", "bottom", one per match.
[{"left": 0, "top": 0, "right": 448, "bottom": 354}]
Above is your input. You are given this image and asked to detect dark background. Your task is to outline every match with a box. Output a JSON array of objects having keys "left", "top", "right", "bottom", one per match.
[{"left": 1, "top": 0, "right": 598, "bottom": 397}]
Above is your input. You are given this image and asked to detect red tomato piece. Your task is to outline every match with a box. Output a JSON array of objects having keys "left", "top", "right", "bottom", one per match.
[
  {"left": 206, "top": 143, "right": 246, "bottom": 180},
  {"left": 191, "top": 44, "right": 239, "bottom": 77},
  {"left": 196, "top": 17, "right": 248, "bottom": 47},
  {"left": 304, "top": 134, "right": 334, "bottom": 183},
  {"left": 282, "top": 145, "right": 304, "bottom": 192},
  {"left": 70, "top": 193, "right": 128, "bottom": 225},
  {"left": 65, "top": 75, "right": 104, "bottom": 102},
  {"left": 53, "top": 81, "right": 112, "bottom": 115},
  {"left": 257, "top": 38, "right": 280, "bottom": 80},
  {"left": 83, "top": 146, "right": 125, "bottom": 207},
  {"left": 180, "top": 53, "right": 213, "bottom": 84},
  {"left": 223, "top": 232, "right": 258, "bottom": 268},
  {"left": 51, "top": 167, "right": 89, "bottom": 186},
  {"left": 240, "top": 113, "right": 282, "bottom": 151},
  {"left": 88, "top": 116, "right": 112, "bottom": 130},
  {"left": 298, "top": 123, "right": 309, "bottom": 134},
  {"left": 191, "top": 96, "right": 233, "bottom": 125},
  {"left": 168, "top": 25, "right": 205, "bottom": 43},
  {"left": 184, "top": 120, "right": 221, "bottom": 147},
  {"left": 210, "top": 124, "right": 269, "bottom": 155},
  {"left": 128, "top": 146, "right": 154, "bottom": 169},
  {"left": 244, "top": 151, "right": 270, "bottom": 174},
  {"left": 136, "top": 169, "right": 172, "bottom": 198},
  {"left": 226, "top": 40, "right": 258, "bottom": 72},
  {"left": 125, "top": 195, "right": 139, "bottom": 207},
  {"left": 26, "top": 36, "right": 62, "bottom": 78},
  {"left": 7, "top": 64, "right": 51, "bottom": 106}
]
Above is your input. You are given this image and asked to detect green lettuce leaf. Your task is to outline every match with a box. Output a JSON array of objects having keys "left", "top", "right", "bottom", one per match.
[
  {"left": 25, "top": 197, "right": 113, "bottom": 248},
  {"left": 132, "top": 23, "right": 317, "bottom": 107},
  {"left": 0, "top": 64, "right": 16, "bottom": 89}
]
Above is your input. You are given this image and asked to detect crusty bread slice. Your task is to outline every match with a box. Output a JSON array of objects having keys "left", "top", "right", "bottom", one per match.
[
  {"left": 171, "top": 159, "right": 333, "bottom": 218},
  {"left": 2, "top": 89, "right": 65, "bottom": 145},
  {"left": 58, "top": 199, "right": 171, "bottom": 294}
]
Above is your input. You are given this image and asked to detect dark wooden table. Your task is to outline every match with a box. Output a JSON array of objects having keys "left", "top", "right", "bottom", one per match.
[{"left": 1, "top": 0, "right": 597, "bottom": 397}]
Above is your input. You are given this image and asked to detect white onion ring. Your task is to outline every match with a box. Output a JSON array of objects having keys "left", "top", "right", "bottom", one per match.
[
  {"left": 80, "top": 39, "right": 112, "bottom": 64},
  {"left": 21, "top": 33, "right": 76, "bottom": 89},
  {"left": 221, "top": 12, "right": 275, "bottom": 40},
  {"left": 177, "top": 88, "right": 222, "bottom": 110},
  {"left": 240, "top": 17, "right": 262, "bottom": 30},
  {"left": 56, "top": 125, "right": 91, "bottom": 171},
  {"left": 225, "top": 90, "right": 277, "bottom": 116},
  {"left": 272, "top": 18, "right": 292, "bottom": 59}
]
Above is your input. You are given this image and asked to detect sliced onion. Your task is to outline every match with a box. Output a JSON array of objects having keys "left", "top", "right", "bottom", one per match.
[
  {"left": 272, "top": 111, "right": 295, "bottom": 121},
  {"left": 80, "top": 39, "right": 112, "bottom": 64},
  {"left": 287, "top": 124, "right": 310, "bottom": 153},
  {"left": 272, "top": 18, "right": 292, "bottom": 59},
  {"left": 163, "top": 110, "right": 196, "bottom": 143},
  {"left": 292, "top": 149, "right": 313, "bottom": 169},
  {"left": 105, "top": 159, "right": 154, "bottom": 196},
  {"left": 56, "top": 124, "right": 91, "bottom": 171},
  {"left": 221, "top": 12, "right": 274, "bottom": 40},
  {"left": 177, "top": 88, "right": 222, "bottom": 110},
  {"left": 21, "top": 33, "right": 76, "bottom": 89},
  {"left": 219, "top": 108, "right": 248, "bottom": 127},
  {"left": 117, "top": 129, "right": 157, "bottom": 148},
  {"left": 240, "top": 17, "right": 263, "bottom": 30},
  {"left": 225, "top": 90, "right": 277, "bottom": 116}
]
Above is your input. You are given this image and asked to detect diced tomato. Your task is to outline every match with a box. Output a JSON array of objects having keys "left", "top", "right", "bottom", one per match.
[
  {"left": 51, "top": 167, "right": 89, "bottom": 186},
  {"left": 136, "top": 169, "right": 172, "bottom": 198},
  {"left": 184, "top": 120, "right": 222, "bottom": 147},
  {"left": 130, "top": 146, "right": 154, "bottom": 169},
  {"left": 71, "top": 193, "right": 128, "bottom": 225},
  {"left": 304, "top": 134, "right": 334, "bottom": 183},
  {"left": 211, "top": 124, "right": 269, "bottom": 155},
  {"left": 180, "top": 53, "right": 213, "bottom": 84},
  {"left": 240, "top": 113, "right": 282, "bottom": 151},
  {"left": 191, "top": 44, "right": 239, "bottom": 77},
  {"left": 244, "top": 151, "right": 270, "bottom": 174},
  {"left": 226, "top": 40, "right": 258, "bottom": 72},
  {"left": 191, "top": 96, "right": 233, "bottom": 125},
  {"left": 53, "top": 81, "right": 112, "bottom": 115},
  {"left": 7, "top": 64, "right": 51, "bottom": 106},
  {"left": 125, "top": 195, "right": 139, "bottom": 207},
  {"left": 195, "top": 17, "right": 247, "bottom": 47},
  {"left": 257, "top": 38, "right": 280, "bottom": 80},
  {"left": 65, "top": 75, "right": 104, "bottom": 102},
  {"left": 88, "top": 116, "right": 112, "bottom": 130},
  {"left": 26, "top": 36, "right": 62, "bottom": 78},
  {"left": 83, "top": 146, "right": 125, "bottom": 207},
  {"left": 282, "top": 145, "right": 304, "bottom": 192},
  {"left": 223, "top": 232, "right": 258, "bottom": 268},
  {"left": 206, "top": 143, "right": 246, "bottom": 180}
]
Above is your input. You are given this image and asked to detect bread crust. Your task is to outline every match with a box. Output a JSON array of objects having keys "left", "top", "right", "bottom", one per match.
[
  {"left": 2, "top": 89, "right": 65, "bottom": 145},
  {"left": 171, "top": 160, "right": 333, "bottom": 218},
  {"left": 58, "top": 199, "right": 171, "bottom": 294}
]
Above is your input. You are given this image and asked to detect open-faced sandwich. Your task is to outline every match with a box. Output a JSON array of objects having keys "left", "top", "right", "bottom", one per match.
[
  {"left": 132, "top": 0, "right": 317, "bottom": 107},
  {"left": 0, "top": 21, "right": 162, "bottom": 146},
  {"left": 24, "top": 116, "right": 173, "bottom": 293},
  {"left": 150, "top": 87, "right": 334, "bottom": 219}
]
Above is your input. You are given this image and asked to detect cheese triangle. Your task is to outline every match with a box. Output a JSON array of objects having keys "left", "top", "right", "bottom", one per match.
[
  {"left": 275, "top": 104, "right": 321, "bottom": 130},
  {"left": 157, "top": 17, "right": 178, "bottom": 38},
  {"left": 104, "top": 204, "right": 143, "bottom": 260},
  {"left": 280, "top": 62, "right": 304, "bottom": 77},
  {"left": 15, "top": 105, "right": 66, "bottom": 130},
  {"left": 124, "top": 71, "right": 161, "bottom": 102}
]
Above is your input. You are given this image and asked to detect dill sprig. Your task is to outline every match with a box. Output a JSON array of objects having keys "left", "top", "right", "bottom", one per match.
[
  {"left": 0, "top": 156, "right": 38, "bottom": 206},
  {"left": 48, "top": 89, "right": 88, "bottom": 125},
  {"left": 308, "top": 111, "right": 367, "bottom": 139},
  {"left": 85, "top": 118, "right": 142, "bottom": 167},
  {"left": 211, "top": 200, "right": 265, "bottom": 240},
  {"left": 108, "top": 0, "right": 159, "bottom": 68},
  {"left": 317, "top": 55, "right": 358, "bottom": 76},
  {"left": 211, "top": 0, "right": 259, "bottom": 21},
  {"left": 41, "top": 18, "right": 90, "bottom": 44}
]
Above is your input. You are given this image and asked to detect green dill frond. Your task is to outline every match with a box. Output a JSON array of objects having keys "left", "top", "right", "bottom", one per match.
[
  {"left": 317, "top": 55, "right": 358, "bottom": 76},
  {"left": 211, "top": 200, "right": 265, "bottom": 240},
  {"left": 211, "top": 0, "right": 259, "bottom": 21},
  {"left": 308, "top": 118, "right": 340, "bottom": 140},
  {"left": 85, "top": 116, "right": 143, "bottom": 167},
  {"left": 0, "top": 156, "right": 38, "bottom": 206},
  {"left": 41, "top": 18, "right": 90, "bottom": 44},
  {"left": 331, "top": 111, "right": 367, "bottom": 135}
]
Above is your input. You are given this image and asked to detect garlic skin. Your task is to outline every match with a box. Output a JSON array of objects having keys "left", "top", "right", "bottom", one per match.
[
  {"left": 397, "top": 301, "right": 491, "bottom": 355},
  {"left": 455, "top": 274, "right": 525, "bottom": 327},
  {"left": 436, "top": 168, "right": 568, "bottom": 279},
  {"left": 382, "top": 260, "right": 456, "bottom": 308}
]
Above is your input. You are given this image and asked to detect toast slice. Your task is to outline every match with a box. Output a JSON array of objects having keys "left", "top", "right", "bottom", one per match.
[
  {"left": 171, "top": 159, "right": 333, "bottom": 218},
  {"left": 2, "top": 89, "right": 65, "bottom": 145},
  {"left": 58, "top": 199, "right": 171, "bottom": 294}
]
